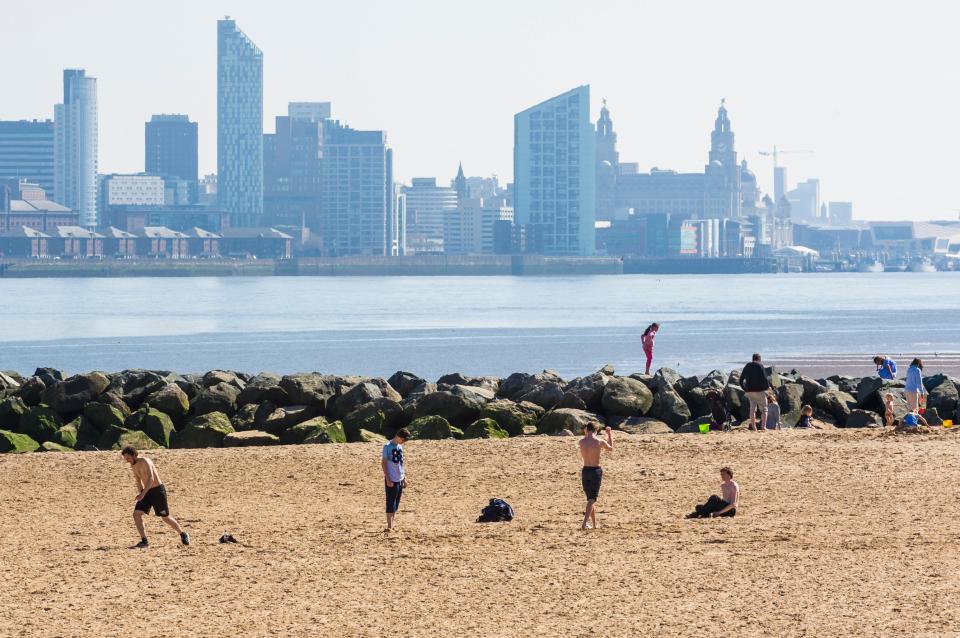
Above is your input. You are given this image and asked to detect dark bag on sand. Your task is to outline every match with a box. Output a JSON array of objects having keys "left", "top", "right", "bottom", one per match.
[{"left": 477, "top": 498, "right": 514, "bottom": 523}]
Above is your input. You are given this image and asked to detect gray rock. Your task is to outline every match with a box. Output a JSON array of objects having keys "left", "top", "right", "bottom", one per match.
[
  {"left": 279, "top": 373, "right": 339, "bottom": 408},
  {"left": 342, "top": 398, "right": 404, "bottom": 439},
  {"left": 202, "top": 370, "right": 246, "bottom": 390},
  {"left": 40, "top": 372, "right": 110, "bottom": 415},
  {"left": 0, "top": 396, "right": 28, "bottom": 429},
  {"left": 813, "top": 390, "right": 858, "bottom": 425},
  {"left": 280, "top": 417, "right": 346, "bottom": 444},
  {"left": 463, "top": 418, "right": 509, "bottom": 439},
  {"left": 601, "top": 377, "right": 654, "bottom": 417},
  {"left": 259, "top": 404, "right": 317, "bottom": 434},
  {"left": 106, "top": 370, "right": 169, "bottom": 410},
  {"left": 516, "top": 381, "right": 565, "bottom": 410},
  {"left": 650, "top": 368, "right": 682, "bottom": 393},
  {"left": 563, "top": 369, "right": 612, "bottom": 409},
  {"left": 647, "top": 389, "right": 692, "bottom": 429},
  {"left": 537, "top": 408, "right": 604, "bottom": 435},
  {"left": 223, "top": 430, "right": 279, "bottom": 447},
  {"left": 192, "top": 382, "right": 241, "bottom": 417},
  {"left": 413, "top": 390, "right": 483, "bottom": 429},
  {"left": 231, "top": 403, "right": 259, "bottom": 431},
  {"left": 927, "top": 381, "right": 958, "bottom": 417},
  {"left": 798, "top": 376, "right": 828, "bottom": 405},
  {"left": 18, "top": 406, "right": 63, "bottom": 443},
  {"left": 498, "top": 370, "right": 564, "bottom": 401},
  {"left": 777, "top": 382, "right": 806, "bottom": 425},
  {"left": 556, "top": 393, "right": 588, "bottom": 410},
  {"left": 387, "top": 371, "right": 425, "bottom": 398},
  {"left": 237, "top": 373, "right": 289, "bottom": 407},
  {"left": 845, "top": 409, "right": 883, "bottom": 428},
  {"left": 408, "top": 415, "right": 459, "bottom": 440},
  {"left": 18, "top": 377, "right": 46, "bottom": 406},
  {"left": 33, "top": 367, "right": 63, "bottom": 386},
  {"left": 613, "top": 416, "right": 673, "bottom": 435},
  {"left": 479, "top": 400, "right": 540, "bottom": 437},
  {"left": 144, "top": 383, "right": 190, "bottom": 420},
  {"left": 171, "top": 412, "right": 234, "bottom": 448}
]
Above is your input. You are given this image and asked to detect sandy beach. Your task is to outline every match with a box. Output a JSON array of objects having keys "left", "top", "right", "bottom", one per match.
[{"left": 1, "top": 430, "right": 959, "bottom": 637}]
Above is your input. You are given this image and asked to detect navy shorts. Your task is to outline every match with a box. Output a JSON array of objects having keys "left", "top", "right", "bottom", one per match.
[
  {"left": 385, "top": 480, "right": 404, "bottom": 514},
  {"left": 581, "top": 467, "right": 603, "bottom": 501}
]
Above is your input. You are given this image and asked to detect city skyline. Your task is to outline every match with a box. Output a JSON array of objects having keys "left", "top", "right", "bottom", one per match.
[{"left": 1, "top": 0, "right": 958, "bottom": 220}]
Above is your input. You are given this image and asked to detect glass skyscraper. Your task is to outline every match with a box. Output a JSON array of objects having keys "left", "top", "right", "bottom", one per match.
[
  {"left": 0, "top": 120, "right": 55, "bottom": 194},
  {"left": 513, "top": 85, "right": 596, "bottom": 255},
  {"left": 217, "top": 18, "right": 263, "bottom": 227},
  {"left": 54, "top": 69, "right": 99, "bottom": 228}
]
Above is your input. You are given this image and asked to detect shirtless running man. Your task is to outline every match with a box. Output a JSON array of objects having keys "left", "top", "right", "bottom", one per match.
[
  {"left": 578, "top": 423, "right": 613, "bottom": 529},
  {"left": 121, "top": 445, "right": 190, "bottom": 548}
]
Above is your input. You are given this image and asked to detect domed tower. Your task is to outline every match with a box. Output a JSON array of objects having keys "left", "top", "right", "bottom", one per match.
[{"left": 595, "top": 99, "right": 619, "bottom": 222}]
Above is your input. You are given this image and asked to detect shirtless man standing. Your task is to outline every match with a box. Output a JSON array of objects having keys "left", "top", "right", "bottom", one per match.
[
  {"left": 121, "top": 445, "right": 190, "bottom": 548},
  {"left": 578, "top": 423, "right": 613, "bottom": 530},
  {"left": 687, "top": 467, "right": 740, "bottom": 519}
]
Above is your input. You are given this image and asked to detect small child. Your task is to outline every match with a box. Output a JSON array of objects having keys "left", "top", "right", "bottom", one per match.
[
  {"left": 766, "top": 393, "right": 781, "bottom": 430},
  {"left": 796, "top": 404, "right": 813, "bottom": 428},
  {"left": 884, "top": 393, "right": 896, "bottom": 429}
]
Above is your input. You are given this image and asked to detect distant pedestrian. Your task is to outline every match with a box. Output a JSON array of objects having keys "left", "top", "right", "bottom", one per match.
[
  {"left": 382, "top": 428, "right": 410, "bottom": 531},
  {"left": 739, "top": 353, "right": 770, "bottom": 431},
  {"left": 796, "top": 405, "right": 814, "bottom": 428},
  {"left": 766, "top": 393, "right": 781, "bottom": 430},
  {"left": 904, "top": 358, "right": 926, "bottom": 412},
  {"left": 873, "top": 355, "right": 898, "bottom": 380},
  {"left": 121, "top": 445, "right": 190, "bottom": 549},
  {"left": 578, "top": 423, "right": 613, "bottom": 530},
  {"left": 686, "top": 467, "right": 740, "bottom": 519},
  {"left": 641, "top": 323, "right": 659, "bottom": 375},
  {"left": 883, "top": 393, "right": 896, "bottom": 428}
]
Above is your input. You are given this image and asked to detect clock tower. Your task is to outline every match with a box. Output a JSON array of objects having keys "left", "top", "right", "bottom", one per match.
[{"left": 708, "top": 99, "right": 736, "bottom": 168}]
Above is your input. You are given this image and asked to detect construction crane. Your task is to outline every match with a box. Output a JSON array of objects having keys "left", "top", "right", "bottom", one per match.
[{"left": 758, "top": 146, "right": 814, "bottom": 168}]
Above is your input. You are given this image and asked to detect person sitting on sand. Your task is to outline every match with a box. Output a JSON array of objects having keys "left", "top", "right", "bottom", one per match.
[
  {"left": 766, "top": 392, "right": 781, "bottom": 430},
  {"left": 121, "top": 445, "right": 189, "bottom": 549},
  {"left": 884, "top": 393, "right": 896, "bottom": 429},
  {"left": 382, "top": 428, "right": 410, "bottom": 531},
  {"left": 686, "top": 467, "right": 740, "bottom": 519},
  {"left": 796, "top": 405, "right": 814, "bottom": 428},
  {"left": 899, "top": 410, "right": 928, "bottom": 432},
  {"left": 578, "top": 423, "right": 613, "bottom": 530}
]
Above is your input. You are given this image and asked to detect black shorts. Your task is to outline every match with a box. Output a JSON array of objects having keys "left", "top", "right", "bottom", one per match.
[
  {"left": 135, "top": 485, "right": 170, "bottom": 517},
  {"left": 385, "top": 480, "right": 404, "bottom": 514},
  {"left": 581, "top": 466, "right": 603, "bottom": 501}
]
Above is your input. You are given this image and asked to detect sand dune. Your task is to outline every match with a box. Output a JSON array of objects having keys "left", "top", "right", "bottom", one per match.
[{"left": 1, "top": 430, "right": 959, "bottom": 637}]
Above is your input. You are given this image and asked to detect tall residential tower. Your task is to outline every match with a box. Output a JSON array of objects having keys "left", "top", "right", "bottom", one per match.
[
  {"left": 217, "top": 18, "right": 263, "bottom": 227},
  {"left": 54, "top": 69, "right": 98, "bottom": 227}
]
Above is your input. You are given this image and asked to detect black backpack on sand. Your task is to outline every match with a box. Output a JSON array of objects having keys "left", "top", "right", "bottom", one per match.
[{"left": 477, "top": 498, "right": 514, "bottom": 523}]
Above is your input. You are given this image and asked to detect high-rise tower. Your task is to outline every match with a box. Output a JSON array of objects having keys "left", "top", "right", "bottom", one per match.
[
  {"left": 217, "top": 18, "right": 263, "bottom": 227},
  {"left": 54, "top": 69, "right": 98, "bottom": 227},
  {"left": 453, "top": 162, "right": 467, "bottom": 205}
]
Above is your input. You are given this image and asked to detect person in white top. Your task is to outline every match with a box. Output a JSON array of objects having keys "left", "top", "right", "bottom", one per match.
[{"left": 381, "top": 428, "right": 410, "bottom": 531}]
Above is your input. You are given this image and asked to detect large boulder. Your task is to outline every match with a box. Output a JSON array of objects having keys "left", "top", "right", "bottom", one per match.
[
  {"left": 352, "top": 429, "right": 388, "bottom": 444},
  {"left": 813, "top": 390, "right": 857, "bottom": 426},
  {"left": 799, "top": 376, "right": 829, "bottom": 405},
  {"left": 342, "top": 398, "right": 404, "bottom": 439},
  {"left": 387, "top": 371, "right": 426, "bottom": 399},
  {"left": 515, "top": 382, "right": 565, "bottom": 410},
  {"left": 408, "top": 415, "right": 459, "bottom": 440},
  {"left": 0, "top": 430, "right": 40, "bottom": 453},
  {"left": 0, "top": 371, "right": 21, "bottom": 390},
  {"left": 333, "top": 381, "right": 401, "bottom": 419},
  {"left": 40, "top": 372, "right": 110, "bottom": 415},
  {"left": 191, "top": 382, "right": 240, "bottom": 417},
  {"left": 651, "top": 368, "right": 682, "bottom": 393},
  {"left": 18, "top": 377, "right": 46, "bottom": 406},
  {"left": 33, "top": 367, "right": 63, "bottom": 386},
  {"left": 231, "top": 403, "right": 260, "bottom": 431},
  {"left": 601, "top": 377, "right": 654, "bottom": 417},
  {"left": 83, "top": 402, "right": 126, "bottom": 429},
  {"left": 413, "top": 390, "right": 482, "bottom": 429},
  {"left": 777, "top": 383, "right": 806, "bottom": 425},
  {"left": 856, "top": 376, "right": 886, "bottom": 408},
  {"left": 171, "top": 412, "right": 234, "bottom": 448},
  {"left": 40, "top": 441, "right": 73, "bottom": 453},
  {"left": 0, "top": 396, "right": 28, "bottom": 429},
  {"left": 279, "top": 417, "right": 346, "bottom": 444},
  {"left": 99, "top": 393, "right": 132, "bottom": 419},
  {"left": 144, "top": 384, "right": 190, "bottom": 420},
  {"left": 54, "top": 421, "right": 78, "bottom": 448},
  {"left": 125, "top": 407, "right": 176, "bottom": 447},
  {"left": 260, "top": 405, "right": 317, "bottom": 434},
  {"left": 538, "top": 408, "right": 604, "bottom": 435},
  {"left": 115, "top": 429, "right": 162, "bottom": 451},
  {"left": 18, "top": 406, "right": 63, "bottom": 443},
  {"left": 451, "top": 384, "right": 496, "bottom": 403},
  {"left": 612, "top": 416, "right": 674, "bottom": 435},
  {"left": 74, "top": 416, "right": 103, "bottom": 449},
  {"left": 724, "top": 384, "right": 748, "bottom": 420},
  {"left": 698, "top": 370, "right": 727, "bottom": 391},
  {"left": 463, "top": 418, "right": 509, "bottom": 439},
  {"left": 479, "top": 400, "right": 540, "bottom": 437},
  {"left": 845, "top": 409, "right": 883, "bottom": 428},
  {"left": 927, "top": 380, "right": 959, "bottom": 417},
  {"left": 106, "top": 370, "right": 169, "bottom": 409},
  {"left": 279, "top": 374, "right": 339, "bottom": 408},
  {"left": 498, "top": 370, "right": 564, "bottom": 401},
  {"left": 202, "top": 370, "right": 246, "bottom": 390},
  {"left": 237, "top": 373, "right": 289, "bottom": 407},
  {"left": 556, "top": 393, "right": 588, "bottom": 410},
  {"left": 647, "top": 389, "right": 693, "bottom": 430},
  {"left": 438, "top": 374, "right": 500, "bottom": 394},
  {"left": 683, "top": 387, "right": 712, "bottom": 420},
  {"left": 223, "top": 430, "right": 279, "bottom": 447},
  {"left": 563, "top": 369, "right": 612, "bottom": 410}
]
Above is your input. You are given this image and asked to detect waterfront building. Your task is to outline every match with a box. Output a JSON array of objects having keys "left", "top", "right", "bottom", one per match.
[
  {"left": 100, "top": 227, "right": 138, "bottom": 257},
  {"left": 185, "top": 227, "right": 221, "bottom": 257},
  {"left": 0, "top": 179, "right": 78, "bottom": 233},
  {"left": 513, "top": 85, "right": 596, "bottom": 255},
  {"left": 220, "top": 226, "right": 293, "bottom": 259},
  {"left": 99, "top": 174, "right": 165, "bottom": 209},
  {"left": 595, "top": 100, "right": 619, "bottom": 222},
  {"left": 828, "top": 201, "right": 853, "bottom": 226},
  {"left": 105, "top": 204, "right": 230, "bottom": 234},
  {"left": 49, "top": 225, "right": 103, "bottom": 257},
  {"left": 145, "top": 114, "right": 198, "bottom": 202},
  {"left": 137, "top": 226, "right": 189, "bottom": 258},
  {"left": 403, "top": 177, "right": 457, "bottom": 254},
  {"left": 319, "top": 121, "right": 391, "bottom": 256},
  {"left": 288, "top": 102, "right": 331, "bottom": 122},
  {"left": 0, "top": 226, "right": 50, "bottom": 258},
  {"left": 54, "top": 69, "right": 99, "bottom": 228},
  {"left": 0, "top": 120, "right": 55, "bottom": 194},
  {"left": 198, "top": 173, "right": 217, "bottom": 205},
  {"left": 443, "top": 196, "right": 514, "bottom": 255},
  {"left": 785, "top": 178, "right": 820, "bottom": 222},
  {"left": 390, "top": 184, "right": 407, "bottom": 256},
  {"left": 263, "top": 105, "right": 323, "bottom": 229},
  {"left": 217, "top": 18, "right": 263, "bottom": 227}
]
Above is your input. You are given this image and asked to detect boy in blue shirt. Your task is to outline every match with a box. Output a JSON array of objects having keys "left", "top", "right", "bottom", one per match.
[{"left": 381, "top": 428, "right": 410, "bottom": 531}]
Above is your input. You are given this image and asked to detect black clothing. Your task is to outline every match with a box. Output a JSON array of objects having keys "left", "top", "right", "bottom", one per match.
[
  {"left": 740, "top": 361, "right": 770, "bottom": 392},
  {"left": 134, "top": 485, "right": 169, "bottom": 517},
  {"left": 689, "top": 494, "right": 736, "bottom": 518},
  {"left": 581, "top": 466, "right": 603, "bottom": 501},
  {"left": 385, "top": 480, "right": 404, "bottom": 514}
]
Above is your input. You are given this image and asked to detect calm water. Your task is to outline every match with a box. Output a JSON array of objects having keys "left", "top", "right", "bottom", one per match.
[{"left": 0, "top": 273, "right": 957, "bottom": 379}]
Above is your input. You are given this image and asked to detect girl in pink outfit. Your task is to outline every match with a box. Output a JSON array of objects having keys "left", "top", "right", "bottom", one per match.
[{"left": 641, "top": 322, "right": 659, "bottom": 375}]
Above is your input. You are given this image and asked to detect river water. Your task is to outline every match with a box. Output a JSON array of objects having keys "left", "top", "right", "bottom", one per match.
[{"left": 0, "top": 273, "right": 957, "bottom": 379}]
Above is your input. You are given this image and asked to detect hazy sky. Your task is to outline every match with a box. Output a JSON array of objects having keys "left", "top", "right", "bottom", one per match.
[{"left": 3, "top": 0, "right": 958, "bottom": 220}]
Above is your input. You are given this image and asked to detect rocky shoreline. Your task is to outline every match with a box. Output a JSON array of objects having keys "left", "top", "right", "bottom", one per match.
[{"left": 1, "top": 365, "right": 957, "bottom": 454}]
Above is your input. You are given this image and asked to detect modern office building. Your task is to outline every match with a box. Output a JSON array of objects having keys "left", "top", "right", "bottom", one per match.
[
  {"left": 54, "top": 69, "right": 99, "bottom": 228},
  {"left": 0, "top": 120, "right": 55, "bottom": 194},
  {"left": 288, "top": 102, "right": 331, "bottom": 122},
  {"left": 99, "top": 174, "right": 165, "bottom": 208},
  {"left": 0, "top": 179, "right": 79, "bottom": 233},
  {"left": 513, "top": 85, "right": 596, "bottom": 255},
  {"left": 786, "top": 178, "right": 821, "bottom": 222},
  {"left": 217, "top": 18, "right": 263, "bottom": 227},
  {"left": 443, "top": 196, "right": 514, "bottom": 255},
  {"left": 263, "top": 106, "right": 323, "bottom": 229},
  {"left": 390, "top": 183, "right": 407, "bottom": 256},
  {"left": 319, "top": 121, "right": 391, "bottom": 256},
  {"left": 402, "top": 177, "right": 458, "bottom": 254},
  {"left": 145, "top": 114, "right": 198, "bottom": 201},
  {"left": 828, "top": 201, "right": 853, "bottom": 226}
]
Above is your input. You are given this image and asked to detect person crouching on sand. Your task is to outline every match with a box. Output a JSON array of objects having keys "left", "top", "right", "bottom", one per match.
[
  {"left": 382, "top": 428, "right": 410, "bottom": 531},
  {"left": 121, "top": 445, "right": 189, "bottom": 548},
  {"left": 578, "top": 423, "right": 613, "bottom": 530},
  {"left": 686, "top": 467, "right": 740, "bottom": 519}
]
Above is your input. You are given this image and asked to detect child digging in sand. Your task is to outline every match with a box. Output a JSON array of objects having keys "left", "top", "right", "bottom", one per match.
[
  {"left": 578, "top": 423, "right": 613, "bottom": 530},
  {"left": 796, "top": 405, "right": 814, "bottom": 428}
]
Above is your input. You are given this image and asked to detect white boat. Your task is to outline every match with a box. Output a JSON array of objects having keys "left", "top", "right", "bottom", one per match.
[
  {"left": 856, "top": 260, "right": 884, "bottom": 273},
  {"left": 908, "top": 257, "right": 937, "bottom": 273}
]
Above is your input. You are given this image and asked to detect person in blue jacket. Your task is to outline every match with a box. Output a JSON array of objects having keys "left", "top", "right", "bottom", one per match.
[
  {"left": 904, "top": 358, "right": 926, "bottom": 412},
  {"left": 872, "top": 355, "right": 897, "bottom": 380}
]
